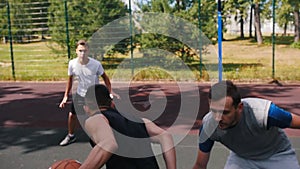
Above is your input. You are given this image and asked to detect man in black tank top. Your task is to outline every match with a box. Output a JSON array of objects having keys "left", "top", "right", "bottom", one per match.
[{"left": 79, "top": 84, "right": 176, "bottom": 169}]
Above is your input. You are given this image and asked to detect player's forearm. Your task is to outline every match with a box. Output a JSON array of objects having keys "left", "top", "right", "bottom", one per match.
[
  {"left": 101, "top": 73, "right": 112, "bottom": 93},
  {"left": 162, "top": 147, "right": 176, "bottom": 169},
  {"left": 64, "top": 76, "right": 73, "bottom": 97},
  {"left": 160, "top": 133, "right": 176, "bottom": 169},
  {"left": 192, "top": 160, "right": 208, "bottom": 169},
  {"left": 79, "top": 145, "right": 114, "bottom": 169},
  {"left": 192, "top": 150, "right": 210, "bottom": 169}
]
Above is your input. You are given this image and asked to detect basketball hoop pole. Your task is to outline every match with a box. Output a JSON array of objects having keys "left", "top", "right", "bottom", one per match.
[{"left": 217, "top": 0, "right": 223, "bottom": 82}]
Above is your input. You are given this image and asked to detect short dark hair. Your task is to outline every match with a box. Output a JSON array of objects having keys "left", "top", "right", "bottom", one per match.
[
  {"left": 76, "top": 39, "right": 88, "bottom": 48},
  {"left": 85, "top": 84, "right": 112, "bottom": 110},
  {"left": 208, "top": 80, "right": 241, "bottom": 108}
]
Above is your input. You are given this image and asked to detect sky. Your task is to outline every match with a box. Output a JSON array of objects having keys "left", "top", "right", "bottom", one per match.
[{"left": 121, "top": 0, "right": 141, "bottom": 11}]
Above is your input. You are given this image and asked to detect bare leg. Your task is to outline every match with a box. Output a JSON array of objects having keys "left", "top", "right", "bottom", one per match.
[
  {"left": 59, "top": 112, "right": 77, "bottom": 146},
  {"left": 68, "top": 112, "right": 77, "bottom": 135}
]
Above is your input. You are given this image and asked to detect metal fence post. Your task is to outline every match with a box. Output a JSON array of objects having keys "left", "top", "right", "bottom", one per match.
[
  {"left": 129, "top": 0, "right": 134, "bottom": 77},
  {"left": 198, "top": 0, "right": 202, "bottom": 78},
  {"left": 64, "top": 0, "right": 70, "bottom": 60},
  {"left": 6, "top": 1, "right": 16, "bottom": 80},
  {"left": 272, "top": 0, "right": 276, "bottom": 79}
]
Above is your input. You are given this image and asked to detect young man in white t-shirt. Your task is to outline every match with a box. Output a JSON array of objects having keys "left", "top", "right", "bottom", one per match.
[{"left": 58, "top": 39, "right": 112, "bottom": 146}]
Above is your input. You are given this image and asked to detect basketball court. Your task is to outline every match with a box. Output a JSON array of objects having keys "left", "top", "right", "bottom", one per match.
[{"left": 1, "top": 81, "right": 300, "bottom": 168}]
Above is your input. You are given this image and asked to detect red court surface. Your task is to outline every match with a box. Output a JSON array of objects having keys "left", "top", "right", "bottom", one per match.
[
  {"left": 1, "top": 81, "right": 300, "bottom": 169},
  {"left": 1, "top": 81, "right": 300, "bottom": 136}
]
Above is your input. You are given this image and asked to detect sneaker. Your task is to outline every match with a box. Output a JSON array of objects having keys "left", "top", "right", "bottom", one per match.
[{"left": 59, "top": 135, "right": 76, "bottom": 146}]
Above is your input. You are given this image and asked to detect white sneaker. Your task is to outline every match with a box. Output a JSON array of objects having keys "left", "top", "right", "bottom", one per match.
[{"left": 59, "top": 135, "right": 76, "bottom": 146}]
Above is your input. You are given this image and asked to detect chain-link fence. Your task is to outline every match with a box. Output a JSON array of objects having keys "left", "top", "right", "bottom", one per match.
[
  {"left": 0, "top": 1, "right": 134, "bottom": 80},
  {"left": 1, "top": 1, "right": 297, "bottom": 82},
  {"left": 1, "top": 0, "right": 214, "bottom": 81}
]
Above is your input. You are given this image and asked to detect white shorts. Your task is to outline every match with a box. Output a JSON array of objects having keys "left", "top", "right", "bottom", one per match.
[{"left": 224, "top": 149, "right": 300, "bottom": 169}]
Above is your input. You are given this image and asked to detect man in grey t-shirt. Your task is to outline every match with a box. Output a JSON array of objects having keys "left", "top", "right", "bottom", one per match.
[{"left": 193, "top": 80, "right": 300, "bottom": 169}]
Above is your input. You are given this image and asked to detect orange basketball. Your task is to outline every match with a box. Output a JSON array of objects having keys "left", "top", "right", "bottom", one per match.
[{"left": 49, "top": 159, "right": 81, "bottom": 169}]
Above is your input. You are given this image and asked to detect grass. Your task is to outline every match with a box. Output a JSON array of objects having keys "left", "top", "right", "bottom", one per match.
[
  {"left": 0, "top": 35, "right": 299, "bottom": 82},
  {"left": 0, "top": 41, "right": 68, "bottom": 81},
  {"left": 220, "top": 36, "right": 300, "bottom": 83}
]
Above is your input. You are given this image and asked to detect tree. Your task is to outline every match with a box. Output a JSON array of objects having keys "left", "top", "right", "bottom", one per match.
[
  {"left": 289, "top": 0, "right": 299, "bottom": 42},
  {"left": 276, "top": 0, "right": 299, "bottom": 42},
  {"left": 48, "top": 0, "right": 128, "bottom": 58},
  {"left": 253, "top": 0, "right": 264, "bottom": 44},
  {"left": 4, "top": 0, "right": 34, "bottom": 42},
  {"left": 224, "top": 0, "right": 251, "bottom": 38},
  {"left": 134, "top": 0, "right": 217, "bottom": 63},
  {"left": 0, "top": 1, "right": 8, "bottom": 42},
  {"left": 152, "top": 0, "right": 172, "bottom": 12},
  {"left": 249, "top": 0, "right": 254, "bottom": 38},
  {"left": 137, "top": 0, "right": 219, "bottom": 42},
  {"left": 180, "top": 0, "right": 217, "bottom": 41},
  {"left": 134, "top": 0, "right": 182, "bottom": 58},
  {"left": 276, "top": 0, "right": 294, "bottom": 35},
  {"left": 0, "top": 0, "right": 50, "bottom": 43},
  {"left": 169, "top": 0, "right": 194, "bottom": 11}
]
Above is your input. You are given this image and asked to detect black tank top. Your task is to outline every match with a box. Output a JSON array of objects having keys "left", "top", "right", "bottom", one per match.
[{"left": 90, "top": 108, "right": 160, "bottom": 169}]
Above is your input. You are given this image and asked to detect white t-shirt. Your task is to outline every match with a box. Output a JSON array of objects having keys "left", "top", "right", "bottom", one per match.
[{"left": 68, "top": 57, "right": 104, "bottom": 97}]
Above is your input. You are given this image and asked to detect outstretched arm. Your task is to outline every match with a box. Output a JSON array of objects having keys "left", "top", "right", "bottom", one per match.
[
  {"left": 79, "top": 114, "right": 118, "bottom": 169},
  {"left": 290, "top": 114, "right": 300, "bottom": 129},
  {"left": 267, "top": 103, "right": 300, "bottom": 129},
  {"left": 143, "top": 118, "right": 176, "bottom": 169},
  {"left": 193, "top": 125, "right": 214, "bottom": 169}
]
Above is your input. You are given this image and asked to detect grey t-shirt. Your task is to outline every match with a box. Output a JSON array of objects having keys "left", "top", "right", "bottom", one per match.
[{"left": 202, "top": 98, "right": 292, "bottom": 160}]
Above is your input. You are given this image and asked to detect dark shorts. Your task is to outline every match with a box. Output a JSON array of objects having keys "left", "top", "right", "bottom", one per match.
[{"left": 71, "top": 94, "right": 85, "bottom": 115}]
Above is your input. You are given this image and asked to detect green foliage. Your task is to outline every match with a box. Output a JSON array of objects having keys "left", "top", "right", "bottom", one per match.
[
  {"left": 276, "top": 0, "right": 294, "bottom": 29},
  {"left": 0, "top": 2, "right": 7, "bottom": 39},
  {"left": 151, "top": 0, "right": 172, "bottom": 13},
  {"left": 291, "top": 41, "right": 300, "bottom": 49},
  {"left": 48, "top": 0, "right": 128, "bottom": 58},
  {"left": 176, "top": 0, "right": 218, "bottom": 41},
  {"left": 224, "top": 0, "right": 251, "bottom": 38},
  {"left": 0, "top": 0, "right": 50, "bottom": 43},
  {"left": 135, "top": 0, "right": 217, "bottom": 60}
]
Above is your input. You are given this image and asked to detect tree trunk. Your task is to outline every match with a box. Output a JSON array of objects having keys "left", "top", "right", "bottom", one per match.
[
  {"left": 240, "top": 14, "right": 244, "bottom": 38},
  {"left": 284, "top": 23, "right": 287, "bottom": 36},
  {"left": 249, "top": 4, "right": 254, "bottom": 38},
  {"left": 294, "top": 3, "right": 300, "bottom": 42},
  {"left": 176, "top": 0, "right": 180, "bottom": 11},
  {"left": 254, "top": 3, "right": 263, "bottom": 45}
]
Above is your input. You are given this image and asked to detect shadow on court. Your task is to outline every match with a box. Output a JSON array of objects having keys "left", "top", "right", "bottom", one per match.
[{"left": 1, "top": 81, "right": 300, "bottom": 168}]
